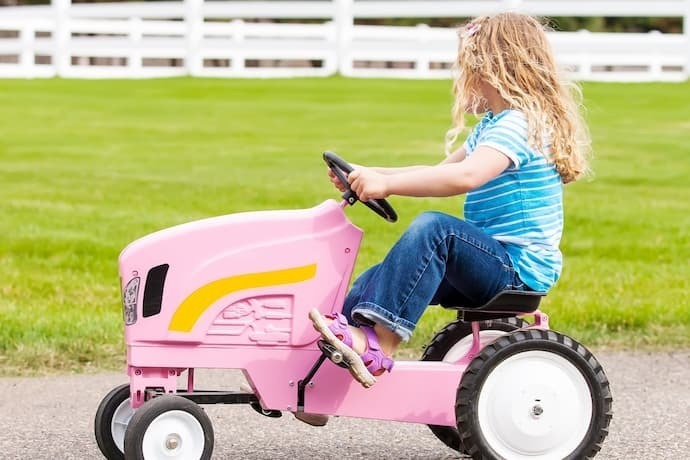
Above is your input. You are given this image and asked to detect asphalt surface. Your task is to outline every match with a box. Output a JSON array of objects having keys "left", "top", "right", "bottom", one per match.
[{"left": 0, "top": 350, "right": 688, "bottom": 460}]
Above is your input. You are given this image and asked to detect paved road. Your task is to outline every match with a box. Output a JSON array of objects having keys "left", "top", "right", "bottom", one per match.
[{"left": 0, "top": 350, "right": 688, "bottom": 459}]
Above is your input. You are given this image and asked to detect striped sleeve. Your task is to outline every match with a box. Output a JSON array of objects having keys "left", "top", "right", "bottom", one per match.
[
  {"left": 476, "top": 112, "right": 532, "bottom": 169},
  {"left": 462, "top": 120, "right": 484, "bottom": 153}
]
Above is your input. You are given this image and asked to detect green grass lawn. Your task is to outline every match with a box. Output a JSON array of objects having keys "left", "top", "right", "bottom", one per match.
[{"left": 1, "top": 77, "right": 689, "bottom": 375}]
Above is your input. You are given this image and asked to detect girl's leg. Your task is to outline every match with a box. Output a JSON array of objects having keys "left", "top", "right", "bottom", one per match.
[
  {"left": 341, "top": 266, "right": 474, "bottom": 355},
  {"left": 311, "top": 210, "right": 524, "bottom": 385},
  {"left": 341, "top": 264, "right": 380, "bottom": 323},
  {"left": 348, "top": 211, "right": 522, "bottom": 345}
]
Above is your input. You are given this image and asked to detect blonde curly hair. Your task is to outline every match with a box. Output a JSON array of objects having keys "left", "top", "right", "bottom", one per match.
[{"left": 446, "top": 12, "right": 591, "bottom": 184}]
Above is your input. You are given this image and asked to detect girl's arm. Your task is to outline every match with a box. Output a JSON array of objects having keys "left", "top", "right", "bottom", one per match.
[
  {"left": 327, "top": 147, "right": 467, "bottom": 191},
  {"left": 348, "top": 146, "right": 509, "bottom": 201}
]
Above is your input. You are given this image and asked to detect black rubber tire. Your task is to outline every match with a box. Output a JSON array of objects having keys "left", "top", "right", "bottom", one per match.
[
  {"left": 421, "top": 317, "right": 529, "bottom": 452},
  {"left": 94, "top": 383, "right": 131, "bottom": 460},
  {"left": 456, "top": 329, "right": 613, "bottom": 460},
  {"left": 124, "top": 395, "right": 214, "bottom": 460}
]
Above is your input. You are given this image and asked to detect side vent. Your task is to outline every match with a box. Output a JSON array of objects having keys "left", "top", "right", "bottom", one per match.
[{"left": 143, "top": 264, "right": 169, "bottom": 318}]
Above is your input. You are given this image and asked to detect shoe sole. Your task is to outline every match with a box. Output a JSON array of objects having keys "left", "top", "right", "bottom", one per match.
[
  {"left": 309, "top": 308, "right": 376, "bottom": 388},
  {"left": 293, "top": 411, "right": 329, "bottom": 426}
]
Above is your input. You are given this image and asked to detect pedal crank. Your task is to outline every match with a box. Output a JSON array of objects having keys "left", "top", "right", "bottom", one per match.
[{"left": 317, "top": 340, "right": 351, "bottom": 369}]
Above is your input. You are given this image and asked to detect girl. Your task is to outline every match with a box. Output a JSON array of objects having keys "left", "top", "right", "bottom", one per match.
[{"left": 310, "top": 12, "right": 591, "bottom": 388}]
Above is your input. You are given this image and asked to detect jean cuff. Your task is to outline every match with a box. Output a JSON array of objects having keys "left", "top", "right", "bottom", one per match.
[{"left": 351, "top": 302, "right": 415, "bottom": 342}]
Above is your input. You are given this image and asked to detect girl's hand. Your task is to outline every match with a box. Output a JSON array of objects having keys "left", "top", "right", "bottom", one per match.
[
  {"left": 327, "top": 162, "right": 363, "bottom": 193},
  {"left": 327, "top": 168, "right": 347, "bottom": 192},
  {"left": 348, "top": 167, "right": 390, "bottom": 202}
]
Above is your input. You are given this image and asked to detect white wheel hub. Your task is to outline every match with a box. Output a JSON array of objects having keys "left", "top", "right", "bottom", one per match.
[
  {"left": 111, "top": 398, "right": 136, "bottom": 453},
  {"left": 443, "top": 330, "right": 509, "bottom": 362},
  {"left": 477, "top": 350, "right": 593, "bottom": 459},
  {"left": 142, "top": 410, "right": 205, "bottom": 459}
]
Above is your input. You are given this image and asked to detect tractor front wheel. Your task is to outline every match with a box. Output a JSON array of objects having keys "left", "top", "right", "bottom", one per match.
[
  {"left": 124, "top": 395, "right": 214, "bottom": 460},
  {"left": 94, "top": 383, "right": 135, "bottom": 460}
]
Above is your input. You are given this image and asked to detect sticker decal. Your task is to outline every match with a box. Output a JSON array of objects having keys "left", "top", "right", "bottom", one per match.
[
  {"left": 122, "top": 277, "right": 140, "bottom": 325},
  {"left": 169, "top": 264, "right": 317, "bottom": 333}
]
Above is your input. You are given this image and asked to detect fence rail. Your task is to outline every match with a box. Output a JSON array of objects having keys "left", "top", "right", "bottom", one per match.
[{"left": 0, "top": 0, "right": 689, "bottom": 81}]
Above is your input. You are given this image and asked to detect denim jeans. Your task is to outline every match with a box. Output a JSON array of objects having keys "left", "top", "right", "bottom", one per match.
[{"left": 342, "top": 211, "right": 528, "bottom": 341}]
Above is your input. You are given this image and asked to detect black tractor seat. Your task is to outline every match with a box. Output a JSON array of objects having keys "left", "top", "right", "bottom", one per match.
[{"left": 446, "top": 290, "right": 546, "bottom": 322}]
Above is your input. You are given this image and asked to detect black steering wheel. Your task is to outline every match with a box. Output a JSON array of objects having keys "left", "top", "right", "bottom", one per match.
[{"left": 323, "top": 151, "right": 398, "bottom": 223}]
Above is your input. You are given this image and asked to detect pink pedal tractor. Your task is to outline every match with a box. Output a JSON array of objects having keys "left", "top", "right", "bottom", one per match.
[{"left": 94, "top": 152, "right": 612, "bottom": 459}]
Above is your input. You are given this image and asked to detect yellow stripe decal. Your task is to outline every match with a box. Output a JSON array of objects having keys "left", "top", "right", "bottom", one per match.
[{"left": 169, "top": 264, "right": 317, "bottom": 332}]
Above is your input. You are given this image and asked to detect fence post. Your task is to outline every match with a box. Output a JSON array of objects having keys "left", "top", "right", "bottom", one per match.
[
  {"left": 334, "top": 0, "right": 353, "bottom": 76},
  {"left": 185, "top": 0, "right": 203, "bottom": 76},
  {"left": 685, "top": 0, "right": 690, "bottom": 79},
  {"left": 52, "top": 0, "right": 70, "bottom": 77},
  {"left": 19, "top": 21, "right": 35, "bottom": 77},
  {"left": 577, "top": 29, "right": 592, "bottom": 80},
  {"left": 648, "top": 30, "right": 662, "bottom": 80},
  {"left": 416, "top": 23, "right": 430, "bottom": 77},
  {"left": 129, "top": 17, "right": 143, "bottom": 75},
  {"left": 231, "top": 19, "right": 245, "bottom": 73}
]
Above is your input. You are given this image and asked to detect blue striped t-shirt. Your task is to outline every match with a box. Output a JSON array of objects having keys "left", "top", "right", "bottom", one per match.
[{"left": 462, "top": 110, "right": 563, "bottom": 292}]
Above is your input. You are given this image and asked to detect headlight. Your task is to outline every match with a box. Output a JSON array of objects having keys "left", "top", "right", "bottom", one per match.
[{"left": 122, "top": 276, "right": 140, "bottom": 325}]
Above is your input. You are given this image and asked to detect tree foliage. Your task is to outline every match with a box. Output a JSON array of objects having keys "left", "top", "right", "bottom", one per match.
[
  {"left": 0, "top": 0, "right": 684, "bottom": 34},
  {"left": 356, "top": 16, "right": 683, "bottom": 33}
]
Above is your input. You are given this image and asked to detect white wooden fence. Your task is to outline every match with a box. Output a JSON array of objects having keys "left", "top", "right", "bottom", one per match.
[{"left": 0, "top": 0, "right": 689, "bottom": 81}]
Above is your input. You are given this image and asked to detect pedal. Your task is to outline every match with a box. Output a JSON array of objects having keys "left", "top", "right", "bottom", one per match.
[{"left": 317, "top": 340, "right": 351, "bottom": 369}]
